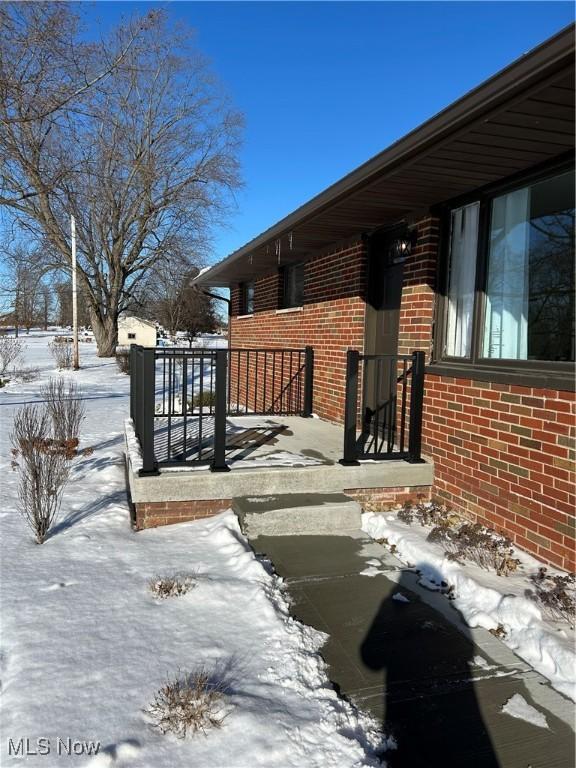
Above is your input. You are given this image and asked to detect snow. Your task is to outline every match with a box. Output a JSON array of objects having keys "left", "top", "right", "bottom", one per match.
[
  {"left": 501, "top": 694, "right": 549, "bottom": 729},
  {"left": 0, "top": 332, "right": 381, "bottom": 767},
  {"left": 392, "top": 593, "right": 410, "bottom": 604},
  {"left": 362, "top": 511, "right": 576, "bottom": 702}
]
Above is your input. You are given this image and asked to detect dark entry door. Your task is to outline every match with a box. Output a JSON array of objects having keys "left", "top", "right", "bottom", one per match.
[
  {"left": 363, "top": 228, "right": 407, "bottom": 448},
  {"left": 365, "top": 227, "right": 405, "bottom": 356}
]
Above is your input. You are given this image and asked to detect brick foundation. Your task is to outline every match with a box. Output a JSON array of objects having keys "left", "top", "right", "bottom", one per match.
[
  {"left": 345, "top": 485, "right": 432, "bottom": 510},
  {"left": 134, "top": 498, "right": 232, "bottom": 530}
]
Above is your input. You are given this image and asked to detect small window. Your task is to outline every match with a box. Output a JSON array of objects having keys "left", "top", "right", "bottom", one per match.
[
  {"left": 240, "top": 281, "right": 254, "bottom": 314},
  {"left": 281, "top": 263, "right": 304, "bottom": 308},
  {"left": 127, "top": 333, "right": 136, "bottom": 340}
]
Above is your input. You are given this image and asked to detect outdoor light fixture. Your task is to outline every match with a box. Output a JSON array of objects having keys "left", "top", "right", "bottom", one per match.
[{"left": 390, "top": 230, "right": 417, "bottom": 262}]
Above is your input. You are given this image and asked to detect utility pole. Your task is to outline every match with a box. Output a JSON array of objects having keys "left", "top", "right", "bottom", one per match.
[{"left": 71, "top": 215, "right": 79, "bottom": 370}]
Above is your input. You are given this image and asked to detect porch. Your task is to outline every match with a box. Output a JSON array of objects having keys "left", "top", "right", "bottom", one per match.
[{"left": 125, "top": 345, "right": 433, "bottom": 528}]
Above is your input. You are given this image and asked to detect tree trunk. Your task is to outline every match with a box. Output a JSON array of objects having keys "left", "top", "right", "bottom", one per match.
[{"left": 90, "top": 312, "right": 118, "bottom": 357}]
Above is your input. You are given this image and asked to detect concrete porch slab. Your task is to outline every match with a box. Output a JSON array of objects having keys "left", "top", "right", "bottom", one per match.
[{"left": 127, "top": 415, "right": 433, "bottom": 505}]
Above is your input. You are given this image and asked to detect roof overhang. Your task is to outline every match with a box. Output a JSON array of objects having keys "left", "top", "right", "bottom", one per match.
[{"left": 196, "top": 24, "right": 575, "bottom": 288}]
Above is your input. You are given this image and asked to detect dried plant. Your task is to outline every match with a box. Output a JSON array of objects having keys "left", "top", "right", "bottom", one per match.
[
  {"left": 48, "top": 340, "right": 73, "bottom": 370},
  {"left": 40, "top": 378, "right": 85, "bottom": 455},
  {"left": 0, "top": 335, "right": 24, "bottom": 375},
  {"left": 149, "top": 572, "right": 197, "bottom": 599},
  {"left": 145, "top": 669, "right": 228, "bottom": 738},
  {"left": 526, "top": 567, "right": 576, "bottom": 627},
  {"left": 11, "top": 404, "right": 70, "bottom": 543},
  {"left": 427, "top": 521, "right": 520, "bottom": 575},
  {"left": 115, "top": 349, "right": 130, "bottom": 374},
  {"left": 16, "top": 366, "right": 40, "bottom": 383},
  {"left": 397, "top": 499, "right": 457, "bottom": 528}
]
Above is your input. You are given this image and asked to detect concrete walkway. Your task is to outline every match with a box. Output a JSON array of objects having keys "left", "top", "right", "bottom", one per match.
[{"left": 250, "top": 532, "right": 575, "bottom": 768}]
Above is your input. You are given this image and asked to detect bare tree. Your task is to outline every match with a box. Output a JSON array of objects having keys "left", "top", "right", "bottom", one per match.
[
  {"left": 54, "top": 279, "right": 91, "bottom": 328},
  {"left": 0, "top": 241, "right": 47, "bottom": 334},
  {"left": 39, "top": 282, "right": 52, "bottom": 330},
  {"left": 0, "top": 3, "right": 151, "bottom": 125},
  {"left": 0, "top": 7, "right": 242, "bottom": 356},
  {"left": 142, "top": 262, "right": 217, "bottom": 343}
]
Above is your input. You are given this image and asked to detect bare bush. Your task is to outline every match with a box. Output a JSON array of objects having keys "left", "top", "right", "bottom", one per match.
[
  {"left": 15, "top": 366, "right": 40, "bottom": 383},
  {"left": 40, "top": 378, "right": 85, "bottom": 455},
  {"left": 115, "top": 349, "right": 130, "bottom": 374},
  {"left": 527, "top": 567, "right": 575, "bottom": 627},
  {"left": 11, "top": 404, "right": 70, "bottom": 543},
  {"left": 149, "top": 572, "right": 198, "bottom": 599},
  {"left": 427, "top": 521, "right": 520, "bottom": 576},
  {"left": 397, "top": 499, "right": 458, "bottom": 528},
  {"left": 0, "top": 335, "right": 24, "bottom": 375},
  {"left": 145, "top": 669, "right": 228, "bottom": 737},
  {"left": 48, "top": 340, "right": 73, "bottom": 370}
]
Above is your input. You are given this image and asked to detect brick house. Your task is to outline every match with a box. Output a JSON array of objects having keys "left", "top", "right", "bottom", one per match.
[{"left": 193, "top": 27, "right": 575, "bottom": 570}]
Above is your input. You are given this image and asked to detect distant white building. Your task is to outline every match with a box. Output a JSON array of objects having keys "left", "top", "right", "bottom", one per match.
[{"left": 117, "top": 316, "right": 157, "bottom": 348}]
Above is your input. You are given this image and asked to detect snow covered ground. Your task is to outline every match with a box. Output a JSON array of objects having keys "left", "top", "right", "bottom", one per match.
[
  {"left": 0, "top": 333, "right": 379, "bottom": 767},
  {"left": 362, "top": 511, "right": 576, "bottom": 702}
]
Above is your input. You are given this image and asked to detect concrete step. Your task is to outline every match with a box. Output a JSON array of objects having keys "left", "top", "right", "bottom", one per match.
[{"left": 233, "top": 492, "right": 362, "bottom": 537}]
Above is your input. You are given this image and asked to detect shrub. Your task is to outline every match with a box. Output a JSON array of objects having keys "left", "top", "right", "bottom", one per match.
[
  {"left": 11, "top": 404, "right": 70, "bottom": 543},
  {"left": 397, "top": 499, "right": 455, "bottom": 528},
  {"left": 116, "top": 349, "right": 130, "bottom": 374},
  {"left": 0, "top": 335, "right": 24, "bottom": 376},
  {"left": 149, "top": 572, "right": 197, "bottom": 599},
  {"left": 427, "top": 521, "right": 520, "bottom": 575},
  {"left": 16, "top": 366, "right": 40, "bottom": 383},
  {"left": 40, "top": 378, "right": 85, "bottom": 456},
  {"left": 145, "top": 669, "right": 228, "bottom": 738},
  {"left": 48, "top": 339, "right": 73, "bottom": 370},
  {"left": 527, "top": 567, "right": 575, "bottom": 626},
  {"left": 188, "top": 390, "right": 217, "bottom": 411}
]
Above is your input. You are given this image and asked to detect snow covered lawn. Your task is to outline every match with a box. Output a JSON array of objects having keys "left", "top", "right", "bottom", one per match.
[
  {"left": 362, "top": 510, "right": 576, "bottom": 702},
  {"left": 0, "top": 333, "right": 378, "bottom": 767}
]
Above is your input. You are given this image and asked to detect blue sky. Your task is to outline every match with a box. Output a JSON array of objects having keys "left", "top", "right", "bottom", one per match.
[{"left": 21, "top": 2, "right": 576, "bottom": 267}]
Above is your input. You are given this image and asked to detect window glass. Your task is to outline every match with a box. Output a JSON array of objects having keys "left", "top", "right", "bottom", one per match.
[
  {"left": 445, "top": 202, "right": 479, "bottom": 357},
  {"left": 483, "top": 171, "right": 574, "bottom": 361},
  {"left": 241, "top": 282, "right": 254, "bottom": 314},
  {"left": 283, "top": 263, "right": 304, "bottom": 308}
]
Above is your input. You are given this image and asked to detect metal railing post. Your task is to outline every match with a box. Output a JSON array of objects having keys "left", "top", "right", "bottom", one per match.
[
  {"left": 139, "top": 347, "right": 159, "bottom": 476},
  {"left": 129, "top": 344, "right": 136, "bottom": 420},
  {"left": 407, "top": 350, "right": 425, "bottom": 464},
  {"left": 302, "top": 346, "right": 314, "bottom": 417},
  {"left": 211, "top": 349, "right": 230, "bottom": 472},
  {"left": 340, "top": 349, "right": 360, "bottom": 465}
]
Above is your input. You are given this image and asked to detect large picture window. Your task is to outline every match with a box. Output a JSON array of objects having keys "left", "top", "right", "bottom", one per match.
[
  {"left": 483, "top": 171, "right": 574, "bottom": 362},
  {"left": 439, "top": 166, "right": 575, "bottom": 377}
]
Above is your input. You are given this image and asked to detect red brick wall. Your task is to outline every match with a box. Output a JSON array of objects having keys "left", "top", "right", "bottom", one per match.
[
  {"left": 423, "top": 378, "right": 575, "bottom": 571},
  {"left": 397, "top": 217, "right": 438, "bottom": 356},
  {"left": 230, "top": 240, "right": 367, "bottom": 422}
]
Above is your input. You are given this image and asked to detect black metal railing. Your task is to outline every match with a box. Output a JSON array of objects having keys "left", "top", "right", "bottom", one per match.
[
  {"left": 341, "top": 350, "right": 425, "bottom": 464},
  {"left": 130, "top": 345, "right": 314, "bottom": 475}
]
